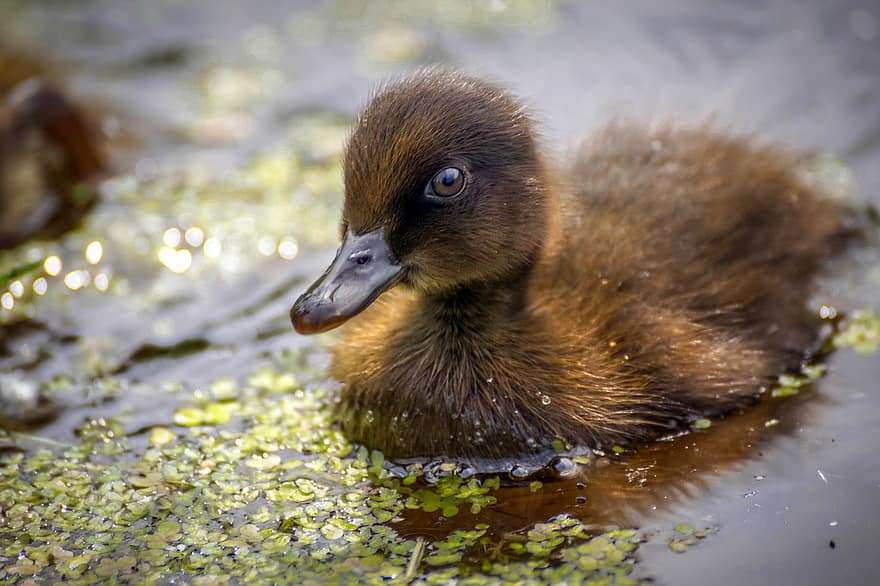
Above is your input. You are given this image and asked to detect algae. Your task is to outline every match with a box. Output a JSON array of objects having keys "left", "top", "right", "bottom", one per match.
[
  {"left": 0, "top": 357, "right": 647, "bottom": 585},
  {"left": 832, "top": 310, "right": 880, "bottom": 355}
]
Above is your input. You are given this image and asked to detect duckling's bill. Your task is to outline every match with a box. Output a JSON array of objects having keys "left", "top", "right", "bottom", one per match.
[{"left": 290, "top": 228, "right": 404, "bottom": 334}]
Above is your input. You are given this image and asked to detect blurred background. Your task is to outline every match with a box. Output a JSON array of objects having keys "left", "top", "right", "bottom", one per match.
[
  {"left": 3, "top": 0, "right": 879, "bottom": 181},
  {"left": 1, "top": 1, "right": 879, "bottom": 584}
]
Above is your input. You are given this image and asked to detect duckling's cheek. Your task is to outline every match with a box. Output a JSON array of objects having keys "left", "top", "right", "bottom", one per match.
[{"left": 402, "top": 245, "right": 493, "bottom": 292}]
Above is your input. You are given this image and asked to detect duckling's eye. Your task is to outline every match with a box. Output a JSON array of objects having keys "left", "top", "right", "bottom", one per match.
[{"left": 428, "top": 167, "right": 465, "bottom": 198}]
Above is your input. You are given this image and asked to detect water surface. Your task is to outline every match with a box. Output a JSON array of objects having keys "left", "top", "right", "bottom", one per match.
[{"left": 1, "top": 1, "right": 879, "bottom": 584}]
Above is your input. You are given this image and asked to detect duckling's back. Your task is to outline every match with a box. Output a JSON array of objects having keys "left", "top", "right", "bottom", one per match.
[{"left": 536, "top": 124, "right": 844, "bottom": 416}]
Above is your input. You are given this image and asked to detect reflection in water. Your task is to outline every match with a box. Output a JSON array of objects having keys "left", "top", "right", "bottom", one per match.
[
  {"left": 394, "top": 390, "right": 818, "bottom": 539},
  {"left": 42, "top": 255, "right": 62, "bottom": 276},
  {"left": 84, "top": 240, "right": 103, "bottom": 264}
]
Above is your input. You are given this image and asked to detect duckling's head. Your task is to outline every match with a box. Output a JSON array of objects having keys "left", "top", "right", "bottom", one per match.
[{"left": 292, "top": 70, "right": 549, "bottom": 334}]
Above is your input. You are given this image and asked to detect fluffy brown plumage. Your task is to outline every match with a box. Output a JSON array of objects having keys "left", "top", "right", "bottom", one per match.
[{"left": 291, "top": 70, "right": 844, "bottom": 460}]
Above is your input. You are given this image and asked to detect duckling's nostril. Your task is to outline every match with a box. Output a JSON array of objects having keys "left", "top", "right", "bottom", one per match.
[{"left": 349, "top": 251, "right": 372, "bottom": 265}]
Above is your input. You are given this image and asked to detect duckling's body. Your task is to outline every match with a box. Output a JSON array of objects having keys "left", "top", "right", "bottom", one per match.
[
  {"left": 0, "top": 77, "right": 103, "bottom": 249},
  {"left": 292, "top": 71, "right": 843, "bottom": 460}
]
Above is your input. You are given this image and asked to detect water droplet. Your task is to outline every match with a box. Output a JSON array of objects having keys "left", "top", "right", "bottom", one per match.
[
  {"left": 203, "top": 237, "right": 223, "bottom": 258},
  {"left": 549, "top": 456, "right": 576, "bottom": 478},
  {"left": 94, "top": 273, "right": 110, "bottom": 292},
  {"left": 278, "top": 237, "right": 299, "bottom": 260},
  {"left": 163, "top": 227, "right": 182, "bottom": 247},
  {"left": 575, "top": 496, "right": 587, "bottom": 504},
  {"left": 63, "top": 270, "right": 90, "bottom": 290},
  {"left": 43, "top": 256, "right": 62, "bottom": 276},
  {"left": 85, "top": 241, "right": 104, "bottom": 265},
  {"left": 541, "top": 394, "right": 551, "bottom": 406},
  {"left": 185, "top": 227, "right": 205, "bottom": 247},
  {"left": 258, "top": 236, "right": 276, "bottom": 256},
  {"left": 158, "top": 247, "right": 192, "bottom": 274},
  {"left": 509, "top": 465, "right": 530, "bottom": 480},
  {"left": 819, "top": 304, "right": 838, "bottom": 319},
  {"left": 32, "top": 277, "right": 47, "bottom": 295},
  {"left": 8, "top": 280, "right": 23, "bottom": 298}
]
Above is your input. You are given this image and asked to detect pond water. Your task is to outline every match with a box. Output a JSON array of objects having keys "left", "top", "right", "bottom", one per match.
[{"left": 1, "top": 1, "right": 879, "bottom": 584}]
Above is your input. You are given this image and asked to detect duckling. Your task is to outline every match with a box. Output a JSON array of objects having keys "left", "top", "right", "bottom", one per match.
[
  {"left": 0, "top": 77, "right": 104, "bottom": 249},
  {"left": 290, "top": 70, "right": 844, "bottom": 460}
]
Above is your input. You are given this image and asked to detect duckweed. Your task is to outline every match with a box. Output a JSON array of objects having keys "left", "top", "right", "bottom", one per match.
[
  {"left": 667, "top": 524, "right": 718, "bottom": 553},
  {"left": 833, "top": 310, "right": 880, "bottom": 354},
  {"left": 397, "top": 474, "right": 500, "bottom": 517},
  {"left": 149, "top": 427, "right": 176, "bottom": 446},
  {"left": 770, "top": 360, "right": 828, "bottom": 398},
  {"left": 0, "top": 357, "right": 654, "bottom": 584}
]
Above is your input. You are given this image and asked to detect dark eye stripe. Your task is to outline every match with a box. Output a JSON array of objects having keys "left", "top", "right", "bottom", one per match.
[{"left": 429, "top": 167, "right": 465, "bottom": 197}]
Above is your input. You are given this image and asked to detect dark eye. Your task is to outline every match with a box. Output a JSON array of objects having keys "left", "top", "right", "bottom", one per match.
[{"left": 428, "top": 167, "right": 465, "bottom": 198}]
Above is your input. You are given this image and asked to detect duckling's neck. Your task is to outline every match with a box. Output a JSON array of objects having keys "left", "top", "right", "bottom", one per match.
[
  {"left": 335, "top": 254, "right": 577, "bottom": 459},
  {"left": 420, "top": 171, "right": 561, "bottom": 324},
  {"left": 420, "top": 264, "right": 534, "bottom": 329}
]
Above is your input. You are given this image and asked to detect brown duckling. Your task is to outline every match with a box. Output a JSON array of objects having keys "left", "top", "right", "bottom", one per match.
[
  {"left": 290, "top": 70, "right": 844, "bottom": 461},
  {"left": 0, "top": 77, "right": 104, "bottom": 249}
]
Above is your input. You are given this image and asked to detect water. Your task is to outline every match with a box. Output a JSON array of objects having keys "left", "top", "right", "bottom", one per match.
[{"left": 1, "top": 1, "right": 879, "bottom": 584}]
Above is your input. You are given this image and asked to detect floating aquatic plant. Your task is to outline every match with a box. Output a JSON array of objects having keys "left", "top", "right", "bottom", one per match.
[
  {"left": 667, "top": 524, "right": 718, "bottom": 554},
  {"left": 0, "top": 356, "right": 652, "bottom": 585},
  {"left": 833, "top": 310, "right": 880, "bottom": 355}
]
